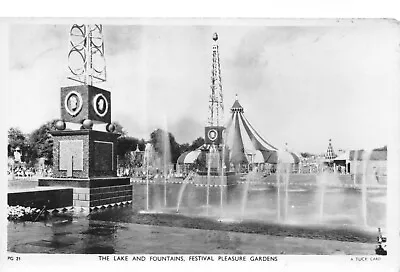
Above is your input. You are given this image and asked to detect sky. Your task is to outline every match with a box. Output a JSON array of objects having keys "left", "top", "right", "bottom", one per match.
[{"left": 6, "top": 19, "right": 399, "bottom": 154}]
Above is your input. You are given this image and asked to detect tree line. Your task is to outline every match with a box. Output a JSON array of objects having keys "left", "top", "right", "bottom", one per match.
[{"left": 8, "top": 120, "right": 205, "bottom": 168}]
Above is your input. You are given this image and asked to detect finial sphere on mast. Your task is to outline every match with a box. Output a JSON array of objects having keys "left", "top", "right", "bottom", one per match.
[{"left": 213, "top": 32, "right": 218, "bottom": 41}]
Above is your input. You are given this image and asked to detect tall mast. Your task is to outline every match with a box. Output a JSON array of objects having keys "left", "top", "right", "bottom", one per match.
[
  {"left": 208, "top": 32, "right": 224, "bottom": 127},
  {"left": 67, "top": 24, "right": 107, "bottom": 85}
]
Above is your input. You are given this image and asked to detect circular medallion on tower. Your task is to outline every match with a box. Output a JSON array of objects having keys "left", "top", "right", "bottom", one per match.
[
  {"left": 208, "top": 129, "right": 218, "bottom": 142},
  {"left": 64, "top": 90, "right": 83, "bottom": 117},
  {"left": 93, "top": 93, "right": 109, "bottom": 117}
]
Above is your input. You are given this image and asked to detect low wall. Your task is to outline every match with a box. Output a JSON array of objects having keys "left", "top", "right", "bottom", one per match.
[
  {"left": 38, "top": 177, "right": 130, "bottom": 188},
  {"left": 8, "top": 188, "right": 73, "bottom": 209},
  {"left": 72, "top": 184, "right": 133, "bottom": 208}
]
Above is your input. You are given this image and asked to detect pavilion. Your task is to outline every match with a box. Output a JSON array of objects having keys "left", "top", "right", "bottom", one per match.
[{"left": 177, "top": 96, "right": 300, "bottom": 172}]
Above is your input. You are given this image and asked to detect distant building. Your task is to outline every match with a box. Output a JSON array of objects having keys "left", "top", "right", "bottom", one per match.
[
  {"left": 333, "top": 150, "right": 387, "bottom": 176},
  {"left": 324, "top": 139, "right": 337, "bottom": 161},
  {"left": 349, "top": 150, "right": 387, "bottom": 176}
]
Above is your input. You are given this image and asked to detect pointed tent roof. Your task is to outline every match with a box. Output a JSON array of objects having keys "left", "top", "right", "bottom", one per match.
[
  {"left": 177, "top": 96, "right": 300, "bottom": 165},
  {"left": 231, "top": 94, "right": 243, "bottom": 112},
  {"left": 225, "top": 96, "right": 299, "bottom": 164}
]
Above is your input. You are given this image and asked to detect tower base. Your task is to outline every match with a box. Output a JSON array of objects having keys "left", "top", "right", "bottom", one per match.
[{"left": 38, "top": 177, "right": 132, "bottom": 208}]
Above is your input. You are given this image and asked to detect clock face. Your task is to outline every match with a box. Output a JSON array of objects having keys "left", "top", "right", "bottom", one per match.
[
  {"left": 208, "top": 129, "right": 218, "bottom": 141},
  {"left": 65, "top": 91, "right": 83, "bottom": 117},
  {"left": 93, "top": 93, "right": 109, "bottom": 117}
]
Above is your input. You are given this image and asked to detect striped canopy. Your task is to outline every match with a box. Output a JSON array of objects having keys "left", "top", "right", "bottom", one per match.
[
  {"left": 177, "top": 150, "right": 202, "bottom": 164},
  {"left": 177, "top": 97, "right": 300, "bottom": 165},
  {"left": 225, "top": 98, "right": 299, "bottom": 165}
]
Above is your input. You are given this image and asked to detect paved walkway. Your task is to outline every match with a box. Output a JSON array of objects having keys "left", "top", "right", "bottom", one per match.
[{"left": 8, "top": 218, "right": 374, "bottom": 255}]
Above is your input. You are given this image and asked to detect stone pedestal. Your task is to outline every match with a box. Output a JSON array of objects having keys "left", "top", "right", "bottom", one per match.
[
  {"left": 38, "top": 129, "right": 133, "bottom": 209},
  {"left": 49, "top": 129, "right": 118, "bottom": 178}
]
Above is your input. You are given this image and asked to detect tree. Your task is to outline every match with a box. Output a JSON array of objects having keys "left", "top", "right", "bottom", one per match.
[
  {"left": 149, "top": 129, "right": 181, "bottom": 164},
  {"left": 300, "top": 152, "right": 314, "bottom": 158},
  {"left": 113, "top": 120, "right": 142, "bottom": 168},
  {"left": 190, "top": 137, "right": 205, "bottom": 151},
  {"left": 178, "top": 137, "right": 205, "bottom": 157},
  {"left": 116, "top": 136, "right": 139, "bottom": 156},
  {"left": 112, "top": 121, "right": 128, "bottom": 137},
  {"left": 29, "top": 119, "right": 58, "bottom": 165},
  {"left": 8, "top": 127, "right": 28, "bottom": 158},
  {"left": 179, "top": 143, "right": 190, "bottom": 153},
  {"left": 169, "top": 133, "right": 181, "bottom": 165}
]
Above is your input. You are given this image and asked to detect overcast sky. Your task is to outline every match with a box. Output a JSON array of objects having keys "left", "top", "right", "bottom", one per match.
[{"left": 6, "top": 20, "right": 399, "bottom": 153}]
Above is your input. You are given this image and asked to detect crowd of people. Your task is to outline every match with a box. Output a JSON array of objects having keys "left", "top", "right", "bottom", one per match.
[{"left": 8, "top": 165, "right": 53, "bottom": 178}]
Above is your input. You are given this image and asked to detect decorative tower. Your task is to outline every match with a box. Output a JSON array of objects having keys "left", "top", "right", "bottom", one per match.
[
  {"left": 325, "top": 139, "right": 337, "bottom": 161},
  {"left": 205, "top": 32, "right": 225, "bottom": 147},
  {"left": 38, "top": 24, "right": 132, "bottom": 211},
  {"left": 67, "top": 24, "right": 106, "bottom": 85}
]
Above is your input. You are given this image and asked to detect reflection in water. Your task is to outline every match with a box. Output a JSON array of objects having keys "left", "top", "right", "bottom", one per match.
[
  {"left": 81, "top": 221, "right": 119, "bottom": 254},
  {"left": 41, "top": 213, "right": 120, "bottom": 254}
]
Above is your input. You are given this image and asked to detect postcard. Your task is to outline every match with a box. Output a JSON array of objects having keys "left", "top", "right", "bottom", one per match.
[{"left": 2, "top": 17, "right": 399, "bottom": 272}]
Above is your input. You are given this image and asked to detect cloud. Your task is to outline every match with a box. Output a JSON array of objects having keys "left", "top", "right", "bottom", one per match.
[
  {"left": 9, "top": 24, "right": 67, "bottom": 70},
  {"left": 7, "top": 22, "right": 397, "bottom": 153},
  {"left": 168, "top": 117, "right": 204, "bottom": 144},
  {"left": 104, "top": 26, "right": 143, "bottom": 56}
]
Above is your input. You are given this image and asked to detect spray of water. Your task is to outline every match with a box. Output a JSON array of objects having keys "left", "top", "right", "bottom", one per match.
[
  {"left": 162, "top": 117, "right": 171, "bottom": 208},
  {"left": 284, "top": 163, "right": 291, "bottom": 222},
  {"left": 318, "top": 172, "right": 326, "bottom": 223},
  {"left": 176, "top": 172, "right": 194, "bottom": 212},
  {"left": 206, "top": 146, "right": 214, "bottom": 216},
  {"left": 276, "top": 163, "right": 281, "bottom": 222},
  {"left": 240, "top": 169, "right": 254, "bottom": 221},
  {"left": 353, "top": 150, "right": 359, "bottom": 186},
  {"left": 219, "top": 146, "right": 225, "bottom": 215},
  {"left": 144, "top": 143, "right": 153, "bottom": 211}
]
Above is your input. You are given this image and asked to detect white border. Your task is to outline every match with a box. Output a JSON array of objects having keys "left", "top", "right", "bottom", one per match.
[
  {"left": 0, "top": 1, "right": 399, "bottom": 19},
  {"left": 93, "top": 93, "right": 109, "bottom": 118},
  {"left": 2, "top": 10, "right": 400, "bottom": 272},
  {"left": 64, "top": 90, "right": 83, "bottom": 117}
]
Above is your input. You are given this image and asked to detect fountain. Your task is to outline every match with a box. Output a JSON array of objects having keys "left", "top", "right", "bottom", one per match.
[
  {"left": 220, "top": 144, "right": 226, "bottom": 215},
  {"left": 276, "top": 163, "right": 282, "bottom": 222},
  {"left": 240, "top": 169, "right": 252, "bottom": 221},
  {"left": 143, "top": 143, "right": 155, "bottom": 211},
  {"left": 162, "top": 118, "right": 171, "bottom": 208},
  {"left": 284, "top": 163, "right": 290, "bottom": 222},
  {"left": 176, "top": 172, "right": 194, "bottom": 213},
  {"left": 205, "top": 145, "right": 215, "bottom": 216},
  {"left": 276, "top": 150, "right": 292, "bottom": 222},
  {"left": 318, "top": 172, "right": 327, "bottom": 223},
  {"left": 134, "top": 142, "right": 386, "bottom": 233}
]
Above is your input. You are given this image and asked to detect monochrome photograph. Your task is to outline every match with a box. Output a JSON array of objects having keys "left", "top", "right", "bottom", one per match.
[{"left": 3, "top": 18, "right": 398, "bottom": 263}]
